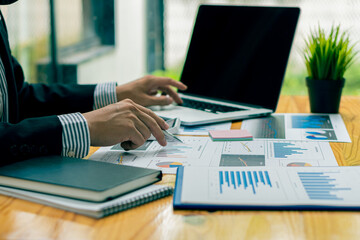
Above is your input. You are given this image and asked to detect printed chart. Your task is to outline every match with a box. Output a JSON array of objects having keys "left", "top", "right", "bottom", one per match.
[
  {"left": 241, "top": 113, "right": 351, "bottom": 142},
  {"left": 215, "top": 140, "right": 337, "bottom": 167},
  {"left": 304, "top": 130, "right": 337, "bottom": 140},
  {"left": 156, "top": 162, "right": 183, "bottom": 168},
  {"left": 208, "top": 168, "right": 287, "bottom": 201},
  {"left": 268, "top": 141, "right": 324, "bottom": 160},
  {"left": 179, "top": 167, "right": 360, "bottom": 207},
  {"left": 130, "top": 137, "right": 218, "bottom": 174},
  {"left": 241, "top": 115, "right": 285, "bottom": 139},
  {"left": 179, "top": 122, "right": 231, "bottom": 135},
  {"left": 218, "top": 170, "right": 272, "bottom": 194},
  {"left": 296, "top": 171, "right": 351, "bottom": 201},
  {"left": 291, "top": 115, "right": 333, "bottom": 129}
]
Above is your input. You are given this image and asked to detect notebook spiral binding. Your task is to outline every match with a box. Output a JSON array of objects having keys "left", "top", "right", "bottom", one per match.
[{"left": 103, "top": 186, "right": 174, "bottom": 217}]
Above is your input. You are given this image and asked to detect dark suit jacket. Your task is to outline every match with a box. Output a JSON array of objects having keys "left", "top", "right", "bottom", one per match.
[{"left": 0, "top": 11, "right": 96, "bottom": 164}]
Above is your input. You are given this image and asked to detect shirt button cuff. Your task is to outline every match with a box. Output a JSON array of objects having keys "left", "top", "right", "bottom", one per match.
[{"left": 67, "top": 151, "right": 75, "bottom": 157}]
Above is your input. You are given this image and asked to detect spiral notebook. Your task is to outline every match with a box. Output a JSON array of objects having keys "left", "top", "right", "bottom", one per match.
[{"left": 0, "top": 184, "right": 173, "bottom": 218}]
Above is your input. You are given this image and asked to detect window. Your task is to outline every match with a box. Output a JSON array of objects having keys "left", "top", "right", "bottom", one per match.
[{"left": 2, "top": 0, "right": 115, "bottom": 84}]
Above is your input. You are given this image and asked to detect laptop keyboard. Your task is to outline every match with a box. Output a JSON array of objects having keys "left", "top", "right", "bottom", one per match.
[{"left": 180, "top": 98, "right": 246, "bottom": 114}]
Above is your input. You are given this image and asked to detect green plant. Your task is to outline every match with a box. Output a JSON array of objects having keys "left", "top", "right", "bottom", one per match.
[{"left": 304, "top": 25, "right": 357, "bottom": 81}]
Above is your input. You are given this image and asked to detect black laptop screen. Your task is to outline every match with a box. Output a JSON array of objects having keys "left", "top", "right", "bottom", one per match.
[{"left": 179, "top": 5, "right": 300, "bottom": 111}]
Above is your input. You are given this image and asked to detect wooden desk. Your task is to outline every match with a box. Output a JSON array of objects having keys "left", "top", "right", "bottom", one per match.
[{"left": 1, "top": 96, "right": 360, "bottom": 240}]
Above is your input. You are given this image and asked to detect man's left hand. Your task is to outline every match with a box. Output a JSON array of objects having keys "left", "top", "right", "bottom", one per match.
[{"left": 116, "top": 75, "right": 187, "bottom": 107}]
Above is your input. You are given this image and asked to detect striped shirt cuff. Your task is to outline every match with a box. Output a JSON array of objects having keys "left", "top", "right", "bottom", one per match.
[
  {"left": 58, "top": 113, "right": 90, "bottom": 158},
  {"left": 93, "top": 82, "right": 117, "bottom": 110}
]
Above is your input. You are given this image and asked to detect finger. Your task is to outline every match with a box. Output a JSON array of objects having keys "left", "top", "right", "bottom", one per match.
[
  {"left": 132, "top": 116, "right": 152, "bottom": 140},
  {"left": 151, "top": 77, "right": 187, "bottom": 90},
  {"left": 121, "top": 128, "right": 146, "bottom": 150},
  {"left": 134, "top": 102, "right": 169, "bottom": 130},
  {"left": 131, "top": 103, "right": 168, "bottom": 146},
  {"left": 159, "top": 85, "right": 183, "bottom": 104},
  {"left": 143, "top": 95, "right": 174, "bottom": 106}
]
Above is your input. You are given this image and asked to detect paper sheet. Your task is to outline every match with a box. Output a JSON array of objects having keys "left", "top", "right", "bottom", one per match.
[
  {"left": 179, "top": 166, "right": 360, "bottom": 207},
  {"left": 179, "top": 122, "right": 232, "bottom": 135},
  {"left": 241, "top": 113, "right": 351, "bottom": 142},
  {"left": 89, "top": 137, "right": 338, "bottom": 174}
]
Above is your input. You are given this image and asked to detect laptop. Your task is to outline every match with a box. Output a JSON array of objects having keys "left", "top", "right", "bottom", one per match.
[{"left": 153, "top": 5, "right": 300, "bottom": 126}]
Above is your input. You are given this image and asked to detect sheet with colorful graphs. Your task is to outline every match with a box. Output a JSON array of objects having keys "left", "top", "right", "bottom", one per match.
[
  {"left": 88, "top": 136, "right": 338, "bottom": 174},
  {"left": 178, "top": 122, "right": 231, "bottom": 135},
  {"left": 241, "top": 113, "right": 351, "bottom": 142},
  {"left": 173, "top": 166, "right": 360, "bottom": 209}
]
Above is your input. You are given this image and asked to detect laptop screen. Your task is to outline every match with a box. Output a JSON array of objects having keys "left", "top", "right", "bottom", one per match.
[{"left": 179, "top": 5, "right": 300, "bottom": 111}]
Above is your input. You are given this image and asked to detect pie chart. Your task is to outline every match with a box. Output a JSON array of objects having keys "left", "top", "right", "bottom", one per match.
[
  {"left": 287, "top": 162, "right": 312, "bottom": 167},
  {"left": 156, "top": 162, "right": 183, "bottom": 168}
]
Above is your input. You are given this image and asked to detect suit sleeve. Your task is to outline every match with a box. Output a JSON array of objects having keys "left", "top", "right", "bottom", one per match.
[
  {"left": 12, "top": 56, "right": 96, "bottom": 120},
  {"left": 0, "top": 116, "right": 62, "bottom": 165},
  {"left": 17, "top": 82, "right": 96, "bottom": 120}
]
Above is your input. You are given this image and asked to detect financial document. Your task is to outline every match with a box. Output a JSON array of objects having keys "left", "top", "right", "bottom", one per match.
[
  {"left": 241, "top": 113, "right": 351, "bottom": 142},
  {"left": 179, "top": 122, "right": 232, "bottom": 135},
  {"left": 177, "top": 166, "right": 360, "bottom": 208},
  {"left": 89, "top": 137, "right": 338, "bottom": 174},
  {"left": 89, "top": 137, "right": 220, "bottom": 174}
]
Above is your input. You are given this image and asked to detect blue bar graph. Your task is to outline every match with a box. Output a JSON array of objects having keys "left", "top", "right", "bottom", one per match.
[
  {"left": 273, "top": 142, "right": 307, "bottom": 158},
  {"left": 242, "top": 171, "right": 248, "bottom": 189},
  {"left": 291, "top": 115, "right": 333, "bottom": 129},
  {"left": 231, "top": 171, "right": 236, "bottom": 190},
  {"left": 265, "top": 171, "right": 272, "bottom": 187},
  {"left": 247, "top": 171, "right": 255, "bottom": 194},
  {"left": 259, "top": 171, "right": 265, "bottom": 185},
  {"left": 219, "top": 171, "right": 223, "bottom": 194},
  {"left": 236, "top": 172, "right": 241, "bottom": 187},
  {"left": 225, "top": 171, "right": 230, "bottom": 187},
  {"left": 253, "top": 171, "right": 259, "bottom": 187},
  {"left": 218, "top": 170, "right": 273, "bottom": 195},
  {"left": 298, "top": 172, "right": 352, "bottom": 201}
]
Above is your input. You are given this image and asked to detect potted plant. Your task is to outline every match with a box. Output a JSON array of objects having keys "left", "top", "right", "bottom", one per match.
[{"left": 304, "top": 25, "right": 357, "bottom": 113}]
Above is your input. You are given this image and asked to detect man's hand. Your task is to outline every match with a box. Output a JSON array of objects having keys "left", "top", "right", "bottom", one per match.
[
  {"left": 116, "top": 75, "right": 187, "bottom": 107},
  {"left": 82, "top": 99, "right": 169, "bottom": 150}
]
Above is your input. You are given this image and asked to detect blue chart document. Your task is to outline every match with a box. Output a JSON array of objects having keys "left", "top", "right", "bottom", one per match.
[
  {"left": 174, "top": 166, "right": 360, "bottom": 210},
  {"left": 241, "top": 114, "right": 351, "bottom": 142}
]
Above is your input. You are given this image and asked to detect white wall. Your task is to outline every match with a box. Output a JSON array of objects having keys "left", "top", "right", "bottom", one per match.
[{"left": 78, "top": 0, "right": 147, "bottom": 85}]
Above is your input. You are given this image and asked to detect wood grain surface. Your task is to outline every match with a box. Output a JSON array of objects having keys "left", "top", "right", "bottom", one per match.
[{"left": 1, "top": 96, "right": 360, "bottom": 240}]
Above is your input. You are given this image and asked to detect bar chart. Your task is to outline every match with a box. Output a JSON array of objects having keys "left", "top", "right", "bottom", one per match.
[
  {"left": 305, "top": 130, "right": 337, "bottom": 141},
  {"left": 291, "top": 115, "right": 333, "bottom": 129},
  {"left": 297, "top": 171, "right": 352, "bottom": 201},
  {"left": 273, "top": 142, "right": 307, "bottom": 158},
  {"left": 155, "top": 137, "right": 206, "bottom": 159},
  {"left": 183, "top": 167, "right": 360, "bottom": 208},
  {"left": 218, "top": 170, "right": 273, "bottom": 194},
  {"left": 270, "top": 141, "right": 323, "bottom": 160}
]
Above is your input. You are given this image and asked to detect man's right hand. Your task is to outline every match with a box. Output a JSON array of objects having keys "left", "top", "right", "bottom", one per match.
[{"left": 82, "top": 99, "right": 168, "bottom": 150}]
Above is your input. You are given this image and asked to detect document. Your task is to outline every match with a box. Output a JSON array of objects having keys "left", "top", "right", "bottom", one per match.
[
  {"left": 212, "top": 140, "right": 338, "bottom": 167},
  {"left": 89, "top": 137, "right": 338, "bottom": 174},
  {"left": 179, "top": 122, "right": 232, "bottom": 135},
  {"left": 89, "top": 137, "right": 220, "bottom": 174},
  {"left": 241, "top": 113, "right": 351, "bottom": 142},
  {"left": 174, "top": 166, "right": 360, "bottom": 210}
]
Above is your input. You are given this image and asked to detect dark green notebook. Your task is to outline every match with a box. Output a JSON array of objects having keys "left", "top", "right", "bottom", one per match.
[{"left": 0, "top": 156, "right": 162, "bottom": 202}]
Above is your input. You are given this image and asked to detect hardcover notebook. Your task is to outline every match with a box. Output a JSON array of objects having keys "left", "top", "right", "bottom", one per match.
[
  {"left": 174, "top": 166, "right": 360, "bottom": 210},
  {"left": 0, "top": 184, "right": 173, "bottom": 218},
  {"left": 0, "top": 156, "right": 162, "bottom": 202}
]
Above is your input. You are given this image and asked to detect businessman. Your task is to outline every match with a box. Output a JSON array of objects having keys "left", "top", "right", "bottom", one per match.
[{"left": 0, "top": 0, "right": 187, "bottom": 164}]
